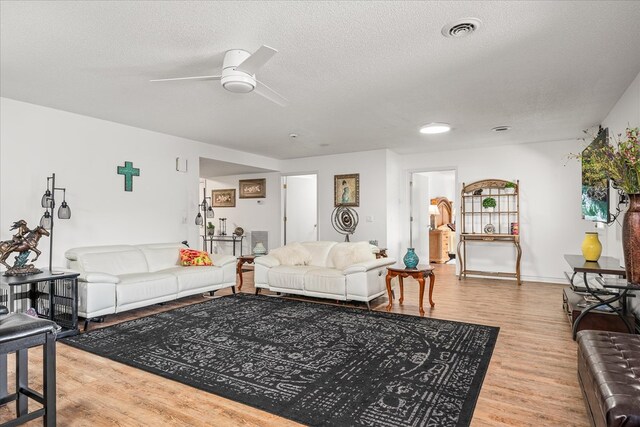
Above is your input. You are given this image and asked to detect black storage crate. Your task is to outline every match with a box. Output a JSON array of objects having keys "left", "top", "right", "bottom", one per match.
[
  {"left": 34, "top": 277, "right": 77, "bottom": 329},
  {"left": 0, "top": 270, "right": 79, "bottom": 338}
]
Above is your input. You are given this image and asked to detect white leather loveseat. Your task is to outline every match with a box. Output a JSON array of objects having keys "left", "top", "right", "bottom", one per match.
[
  {"left": 254, "top": 241, "right": 395, "bottom": 308},
  {"left": 65, "top": 243, "right": 236, "bottom": 325}
]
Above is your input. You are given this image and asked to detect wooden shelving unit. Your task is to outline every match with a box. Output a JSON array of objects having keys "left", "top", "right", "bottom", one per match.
[{"left": 457, "top": 179, "right": 522, "bottom": 285}]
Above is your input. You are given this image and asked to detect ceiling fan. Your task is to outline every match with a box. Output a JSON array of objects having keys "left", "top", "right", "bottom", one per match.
[{"left": 150, "top": 45, "right": 288, "bottom": 106}]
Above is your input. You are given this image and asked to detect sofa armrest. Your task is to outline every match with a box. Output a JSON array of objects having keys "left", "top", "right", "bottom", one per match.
[
  {"left": 254, "top": 255, "right": 280, "bottom": 268},
  {"left": 343, "top": 257, "right": 396, "bottom": 274},
  {"left": 78, "top": 272, "right": 120, "bottom": 284},
  {"left": 210, "top": 253, "right": 236, "bottom": 267}
]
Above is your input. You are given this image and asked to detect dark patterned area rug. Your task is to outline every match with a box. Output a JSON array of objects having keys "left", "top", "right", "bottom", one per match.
[{"left": 63, "top": 294, "right": 498, "bottom": 427}]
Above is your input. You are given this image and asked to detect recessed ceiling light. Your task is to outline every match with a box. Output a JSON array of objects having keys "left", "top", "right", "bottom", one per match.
[
  {"left": 441, "top": 18, "right": 482, "bottom": 38},
  {"left": 491, "top": 126, "right": 511, "bottom": 132},
  {"left": 319, "top": 143, "right": 330, "bottom": 147},
  {"left": 419, "top": 123, "right": 451, "bottom": 134},
  {"left": 289, "top": 133, "right": 299, "bottom": 139}
]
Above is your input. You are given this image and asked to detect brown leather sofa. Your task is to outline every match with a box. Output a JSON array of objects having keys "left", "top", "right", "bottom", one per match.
[{"left": 577, "top": 330, "right": 640, "bottom": 427}]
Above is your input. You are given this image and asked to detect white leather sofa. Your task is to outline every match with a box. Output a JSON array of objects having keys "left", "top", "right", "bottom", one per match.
[
  {"left": 65, "top": 243, "right": 236, "bottom": 325},
  {"left": 254, "top": 241, "right": 395, "bottom": 308}
]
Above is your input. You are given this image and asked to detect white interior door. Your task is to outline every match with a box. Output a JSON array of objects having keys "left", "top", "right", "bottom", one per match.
[
  {"left": 283, "top": 174, "right": 318, "bottom": 244},
  {"left": 411, "top": 173, "right": 430, "bottom": 263}
]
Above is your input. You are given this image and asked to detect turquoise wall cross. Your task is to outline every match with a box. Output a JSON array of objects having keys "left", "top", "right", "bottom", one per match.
[{"left": 117, "top": 161, "right": 140, "bottom": 192}]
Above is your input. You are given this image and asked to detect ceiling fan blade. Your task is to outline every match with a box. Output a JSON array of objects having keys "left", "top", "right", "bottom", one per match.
[
  {"left": 236, "top": 45, "right": 278, "bottom": 75},
  {"left": 254, "top": 79, "right": 288, "bottom": 107},
  {"left": 150, "top": 75, "right": 222, "bottom": 82}
]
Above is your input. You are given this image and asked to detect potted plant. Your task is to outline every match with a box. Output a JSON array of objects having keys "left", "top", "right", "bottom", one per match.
[
  {"left": 504, "top": 181, "right": 516, "bottom": 194},
  {"left": 573, "top": 127, "right": 640, "bottom": 283},
  {"left": 482, "top": 197, "right": 497, "bottom": 212},
  {"left": 207, "top": 221, "right": 215, "bottom": 236}
]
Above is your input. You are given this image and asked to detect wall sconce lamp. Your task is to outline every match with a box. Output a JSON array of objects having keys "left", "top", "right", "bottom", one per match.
[{"left": 39, "top": 173, "right": 71, "bottom": 273}]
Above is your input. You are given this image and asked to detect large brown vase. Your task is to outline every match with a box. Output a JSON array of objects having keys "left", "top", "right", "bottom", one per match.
[{"left": 623, "top": 194, "right": 640, "bottom": 284}]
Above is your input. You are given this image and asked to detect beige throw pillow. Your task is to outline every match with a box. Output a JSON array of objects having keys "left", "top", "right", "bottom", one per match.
[
  {"left": 332, "top": 241, "right": 376, "bottom": 270},
  {"left": 269, "top": 242, "right": 312, "bottom": 266}
]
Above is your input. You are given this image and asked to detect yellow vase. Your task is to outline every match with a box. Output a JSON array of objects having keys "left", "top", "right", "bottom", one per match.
[{"left": 581, "top": 232, "right": 602, "bottom": 262}]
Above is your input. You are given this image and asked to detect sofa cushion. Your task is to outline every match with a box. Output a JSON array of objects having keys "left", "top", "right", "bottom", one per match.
[
  {"left": 80, "top": 249, "right": 149, "bottom": 275},
  {"left": 300, "top": 241, "right": 337, "bottom": 267},
  {"left": 139, "top": 246, "right": 181, "bottom": 271},
  {"left": 304, "top": 268, "right": 346, "bottom": 296},
  {"left": 116, "top": 272, "right": 178, "bottom": 306},
  {"left": 268, "top": 265, "right": 319, "bottom": 290},
  {"left": 65, "top": 245, "right": 136, "bottom": 261},
  {"left": 269, "top": 243, "right": 312, "bottom": 266},
  {"left": 329, "top": 241, "right": 376, "bottom": 270},
  {"left": 161, "top": 266, "right": 223, "bottom": 292}
]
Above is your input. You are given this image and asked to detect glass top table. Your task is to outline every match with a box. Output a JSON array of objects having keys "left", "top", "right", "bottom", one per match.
[{"left": 564, "top": 254, "right": 634, "bottom": 339}]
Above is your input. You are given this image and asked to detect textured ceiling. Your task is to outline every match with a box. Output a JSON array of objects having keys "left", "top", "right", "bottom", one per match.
[{"left": 1, "top": 1, "right": 640, "bottom": 159}]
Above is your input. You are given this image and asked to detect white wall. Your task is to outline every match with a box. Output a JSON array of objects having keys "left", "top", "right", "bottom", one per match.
[
  {"left": 396, "top": 139, "right": 589, "bottom": 283},
  {"left": 204, "top": 173, "right": 281, "bottom": 255},
  {"left": 0, "top": 97, "right": 281, "bottom": 269},
  {"left": 5, "top": 75, "right": 638, "bottom": 281},
  {"left": 426, "top": 170, "right": 456, "bottom": 203},
  {"left": 411, "top": 173, "right": 431, "bottom": 263},
  {"left": 280, "top": 150, "right": 389, "bottom": 247},
  {"left": 385, "top": 150, "right": 402, "bottom": 259}
]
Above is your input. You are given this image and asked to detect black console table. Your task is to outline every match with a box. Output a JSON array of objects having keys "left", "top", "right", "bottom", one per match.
[
  {"left": 563, "top": 255, "right": 637, "bottom": 339},
  {"left": 203, "top": 235, "right": 244, "bottom": 256}
]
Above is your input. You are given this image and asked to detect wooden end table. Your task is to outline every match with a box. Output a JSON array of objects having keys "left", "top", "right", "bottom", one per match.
[
  {"left": 237, "top": 255, "right": 259, "bottom": 290},
  {"left": 385, "top": 265, "right": 435, "bottom": 316}
]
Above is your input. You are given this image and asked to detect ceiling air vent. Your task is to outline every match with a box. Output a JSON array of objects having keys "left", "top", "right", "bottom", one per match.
[
  {"left": 441, "top": 18, "right": 482, "bottom": 38},
  {"left": 491, "top": 126, "right": 512, "bottom": 132}
]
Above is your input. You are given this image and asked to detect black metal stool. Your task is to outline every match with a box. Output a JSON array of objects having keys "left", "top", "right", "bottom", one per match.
[{"left": 0, "top": 306, "right": 57, "bottom": 426}]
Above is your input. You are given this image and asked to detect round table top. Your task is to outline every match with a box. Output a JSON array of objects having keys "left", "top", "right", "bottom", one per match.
[{"left": 387, "top": 264, "right": 433, "bottom": 273}]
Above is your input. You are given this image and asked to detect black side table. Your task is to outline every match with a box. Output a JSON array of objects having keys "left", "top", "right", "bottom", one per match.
[
  {"left": 563, "top": 255, "right": 637, "bottom": 339},
  {"left": 203, "top": 235, "right": 245, "bottom": 256},
  {"left": 0, "top": 270, "right": 79, "bottom": 403},
  {"left": 0, "top": 270, "right": 80, "bottom": 338}
]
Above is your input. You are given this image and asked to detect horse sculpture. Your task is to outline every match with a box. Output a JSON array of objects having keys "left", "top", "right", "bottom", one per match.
[{"left": 0, "top": 221, "right": 50, "bottom": 275}]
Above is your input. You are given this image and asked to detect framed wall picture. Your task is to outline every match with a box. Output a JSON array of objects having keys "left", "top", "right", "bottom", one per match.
[
  {"left": 239, "top": 178, "right": 266, "bottom": 198},
  {"left": 212, "top": 189, "right": 236, "bottom": 207},
  {"left": 334, "top": 174, "right": 359, "bottom": 207}
]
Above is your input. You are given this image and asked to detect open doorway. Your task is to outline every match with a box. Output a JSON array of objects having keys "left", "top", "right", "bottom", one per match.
[
  {"left": 282, "top": 174, "right": 318, "bottom": 245},
  {"left": 410, "top": 169, "right": 457, "bottom": 267}
]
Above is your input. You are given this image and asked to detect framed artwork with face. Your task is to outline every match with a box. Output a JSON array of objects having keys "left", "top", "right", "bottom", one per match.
[{"left": 334, "top": 174, "right": 359, "bottom": 207}]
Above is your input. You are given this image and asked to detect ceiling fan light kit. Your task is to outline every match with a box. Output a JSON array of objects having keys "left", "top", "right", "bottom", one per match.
[
  {"left": 150, "top": 45, "right": 288, "bottom": 106},
  {"left": 221, "top": 49, "right": 256, "bottom": 93}
]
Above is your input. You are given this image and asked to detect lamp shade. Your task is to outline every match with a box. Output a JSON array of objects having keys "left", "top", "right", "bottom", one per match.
[
  {"left": 428, "top": 205, "right": 440, "bottom": 216},
  {"left": 58, "top": 201, "right": 71, "bottom": 219},
  {"left": 195, "top": 212, "right": 203, "bottom": 226},
  {"left": 41, "top": 190, "right": 53, "bottom": 208},
  {"left": 40, "top": 211, "right": 52, "bottom": 229},
  {"left": 206, "top": 206, "right": 214, "bottom": 218}
]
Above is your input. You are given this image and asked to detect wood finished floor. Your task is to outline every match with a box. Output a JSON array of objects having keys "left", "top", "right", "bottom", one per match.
[{"left": 0, "top": 264, "right": 589, "bottom": 426}]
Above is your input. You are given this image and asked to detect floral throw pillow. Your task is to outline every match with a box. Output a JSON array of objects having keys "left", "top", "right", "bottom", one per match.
[{"left": 179, "top": 248, "right": 213, "bottom": 266}]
